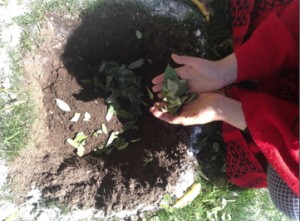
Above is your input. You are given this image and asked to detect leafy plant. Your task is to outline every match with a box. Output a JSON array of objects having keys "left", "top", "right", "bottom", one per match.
[{"left": 159, "top": 65, "right": 197, "bottom": 114}]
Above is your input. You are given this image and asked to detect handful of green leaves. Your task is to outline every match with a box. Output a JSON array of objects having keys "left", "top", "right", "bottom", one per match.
[{"left": 159, "top": 65, "right": 197, "bottom": 114}]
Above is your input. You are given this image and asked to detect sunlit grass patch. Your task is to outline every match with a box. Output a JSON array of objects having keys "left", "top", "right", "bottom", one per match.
[
  {"left": 15, "top": 0, "right": 97, "bottom": 52},
  {"left": 0, "top": 51, "right": 34, "bottom": 160},
  {"left": 151, "top": 179, "right": 290, "bottom": 221}
]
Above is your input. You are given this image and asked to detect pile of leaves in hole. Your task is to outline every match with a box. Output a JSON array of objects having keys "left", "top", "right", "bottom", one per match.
[{"left": 91, "top": 61, "right": 144, "bottom": 154}]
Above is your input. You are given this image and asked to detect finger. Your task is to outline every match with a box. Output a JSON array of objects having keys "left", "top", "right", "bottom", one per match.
[
  {"left": 150, "top": 104, "right": 188, "bottom": 125},
  {"left": 157, "top": 92, "right": 163, "bottom": 99},
  {"left": 152, "top": 84, "right": 162, "bottom": 93},
  {"left": 152, "top": 74, "right": 164, "bottom": 84},
  {"left": 170, "top": 115, "right": 190, "bottom": 125},
  {"left": 149, "top": 105, "right": 174, "bottom": 123},
  {"left": 172, "top": 54, "right": 199, "bottom": 67}
]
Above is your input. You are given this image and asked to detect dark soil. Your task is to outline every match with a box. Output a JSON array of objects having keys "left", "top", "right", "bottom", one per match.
[{"left": 8, "top": 0, "right": 213, "bottom": 216}]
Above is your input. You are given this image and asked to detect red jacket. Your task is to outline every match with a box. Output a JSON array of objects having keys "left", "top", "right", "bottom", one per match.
[{"left": 224, "top": 0, "right": 299, "bottom": 196}]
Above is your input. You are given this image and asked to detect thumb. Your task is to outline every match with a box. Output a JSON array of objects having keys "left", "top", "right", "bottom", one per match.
[{"left": 171, "top": 54, "right": 198, "bottom": 66}]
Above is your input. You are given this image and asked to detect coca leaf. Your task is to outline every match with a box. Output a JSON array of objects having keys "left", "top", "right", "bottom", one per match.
[
  {"left": 159, "top": 65, "right": 197, "bottom": 114},
  {"left": 56, "top": 98, "right": 71, "bottom": 112}
]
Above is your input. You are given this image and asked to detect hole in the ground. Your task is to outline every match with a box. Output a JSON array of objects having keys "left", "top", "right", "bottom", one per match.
[{"left": 12, "top": 0, "right": 206, "bottom": 216}]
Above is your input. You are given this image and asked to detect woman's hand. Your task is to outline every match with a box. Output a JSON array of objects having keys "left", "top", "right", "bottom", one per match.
[
  {"left": 150, "top": 93, "right": 247, "bottom": 130},
  {"left": 152, "top": 53, "right": 238, "bottom": 94}
]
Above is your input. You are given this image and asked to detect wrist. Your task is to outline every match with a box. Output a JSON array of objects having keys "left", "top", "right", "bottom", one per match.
[
  {"left": 216, "top": 95, "right": 247, "bottom": 130},
  {"left": 217, "top": 53, "right": 238, "bottom": 87}
]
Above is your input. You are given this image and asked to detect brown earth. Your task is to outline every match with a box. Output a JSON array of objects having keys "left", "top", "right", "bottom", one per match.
[{"left": 8, "top": 1, "right": 208, "bottom": 216}]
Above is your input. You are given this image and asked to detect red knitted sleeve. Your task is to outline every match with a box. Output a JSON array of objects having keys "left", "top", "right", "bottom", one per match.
[
  {"left": 235, "top": 0, "right": 299, "bottom": 82},
  {"left": 233, "top": 87, "right": 299, "bottom": 196}
]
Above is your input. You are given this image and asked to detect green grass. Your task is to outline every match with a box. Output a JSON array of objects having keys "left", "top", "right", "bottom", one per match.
[
  {"left": 0, "top": 51, "right": 34, "bottom": 160},
  {"left": 15, "top": 0, "right": 98, "bottom": 52},
  {"left": 149, "top": 179, "right": 290, "bottom": 221},
  {"left": 0, "top": 0, "right": 101, "bottom": 158}
]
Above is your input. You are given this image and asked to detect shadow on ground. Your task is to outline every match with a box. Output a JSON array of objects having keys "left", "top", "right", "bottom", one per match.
[
  {"left": 39, "top": 0, "right": 205, "bottom": 214},
  {"left": 8, "top": 0, "right": 235, "bottom": 218}
]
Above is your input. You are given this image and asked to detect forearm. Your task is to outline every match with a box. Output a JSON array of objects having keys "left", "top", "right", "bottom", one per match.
[{"left": 216, "top": 96, "right": 247, "bottom": 130}]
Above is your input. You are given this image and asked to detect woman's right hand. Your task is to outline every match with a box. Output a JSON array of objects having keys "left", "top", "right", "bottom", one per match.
[
  {"left": 152, "top": 53, "right": 238, "bottom": 94},
  {"left": 150, "top": 92, "right": 247, "bottom": 130}
]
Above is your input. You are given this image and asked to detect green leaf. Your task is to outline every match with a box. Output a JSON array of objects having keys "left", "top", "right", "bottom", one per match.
[
  {"left": 119, "top": 66, "right": 134, "bottom": 75},
  {"left": 80, "top": 79, "right": 92, "bottom": 84},
  {"left": 92, "top": 75, "right": 103, "bottom": 87},
  {"left": 106, "top": 148, "right": 113, "bottom": 155},
  {"left": 167, "top": 79, "right": 179, "bottom": 92},
  {"left": 101, "top": 124, "right": 108, "bottom": 135},
  {"left": 94, "top": 60, "right": 144, "bottom": 153},
  {"left": 105, "top": 105, "right": 115, "bottom": 122},
  {"left": 113, "top": 137, "right": 129, "bottom": 150},
  {"left": 159, "top": 65, "right": 197, "bottom": 115},
  {"left": 146, "top": 87, "right": 154, "bottom": 100},
  {"left": 66, "top": 138, "right": 80, "bottom": 149},
  {"left": 129, "top": 104, "right": 142, "bottom": 117},
  {"left": 135, "top": 30, "right": 143, "bottom": 39},
  {"left": 67, "top": 133, "right": 87, "bottom": 157},
  {"left": 176, "top": 79, "right": 189, "bottom": 97},
  {"left": 99, "top": 62, "right": 106, "bottom": 72},
  {"left": 141, "top": 100, "right": 148, "bottom": 106},
  {"left": 77, "top": 145, "right": 85, "bottom": 157},
  {"left": 93, "top": 75, "right": 107, "bottom": 92},
  {"left": 105, "top": 61, "right": 119, "bottom": 72},
  {"left": 74, "top": 132, "right": 88, "bottom": 143},
  {"left": 130, "top": 138, "right": 141, "bottom": 143},
  {"left": 166, "top": 89, "right": 177, "bottom": 98},
  {"left": 128, "top": 58, "right": 144, "bottom": 69},
  {"left": 105, "top": 63, "right": 119, "bottom": 75},
  {"left": 162, "top": 85, "right": 168, "bottom": 92},
  {"left": 117, "top": 142, "right": 129, "bottom": 150},
  {"left": 106, "top": 131, "right": 119, "bottom": 147},
  {"left": 117, "top": 109, "right": 132, "bottom": 119},
  {"left": 93, "top": 128, "right": 103, "bottom": 137},
  {"left": 106, "top": 74, "right": 114, "bottom": 88},
  {"left": 185, "top": 93, "right": 198, "bottom": 103},
  {"left": 163, "top": 65, "right": 179, "bottom": 81},
  {"left": 123, "top": 121, "right": 138, "bottom": 131}
]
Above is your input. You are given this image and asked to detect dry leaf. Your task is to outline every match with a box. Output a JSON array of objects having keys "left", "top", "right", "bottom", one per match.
[
  {"left": 173, "top": 183, "right": 201, "bottom": 208},
  {"left": 83, "top": 112, "right": 91, "bottom": 121},
  {"left": 105, "top": 105, "right": 115, "bottom": 122},
  {"left": 135, "top": 30, "right": 143, "bottom": 39},
  {"left": 102, "top": 123, "right": 108, "bottom": 135},
  {"left": 56, "top": 98, "right": 71, "bottom": 112},
  {"left": 70, "top": 112, "right": 80, "bottom": 122}
]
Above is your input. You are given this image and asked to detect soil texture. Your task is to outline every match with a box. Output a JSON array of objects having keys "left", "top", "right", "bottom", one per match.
[{"left": 9, "top": 1, "right": 206, "bottom": 216}]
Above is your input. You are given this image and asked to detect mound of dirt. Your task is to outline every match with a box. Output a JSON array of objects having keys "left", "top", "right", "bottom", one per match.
[{"left": 9, "top": 1, "right": 205, "bottom": 216}]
